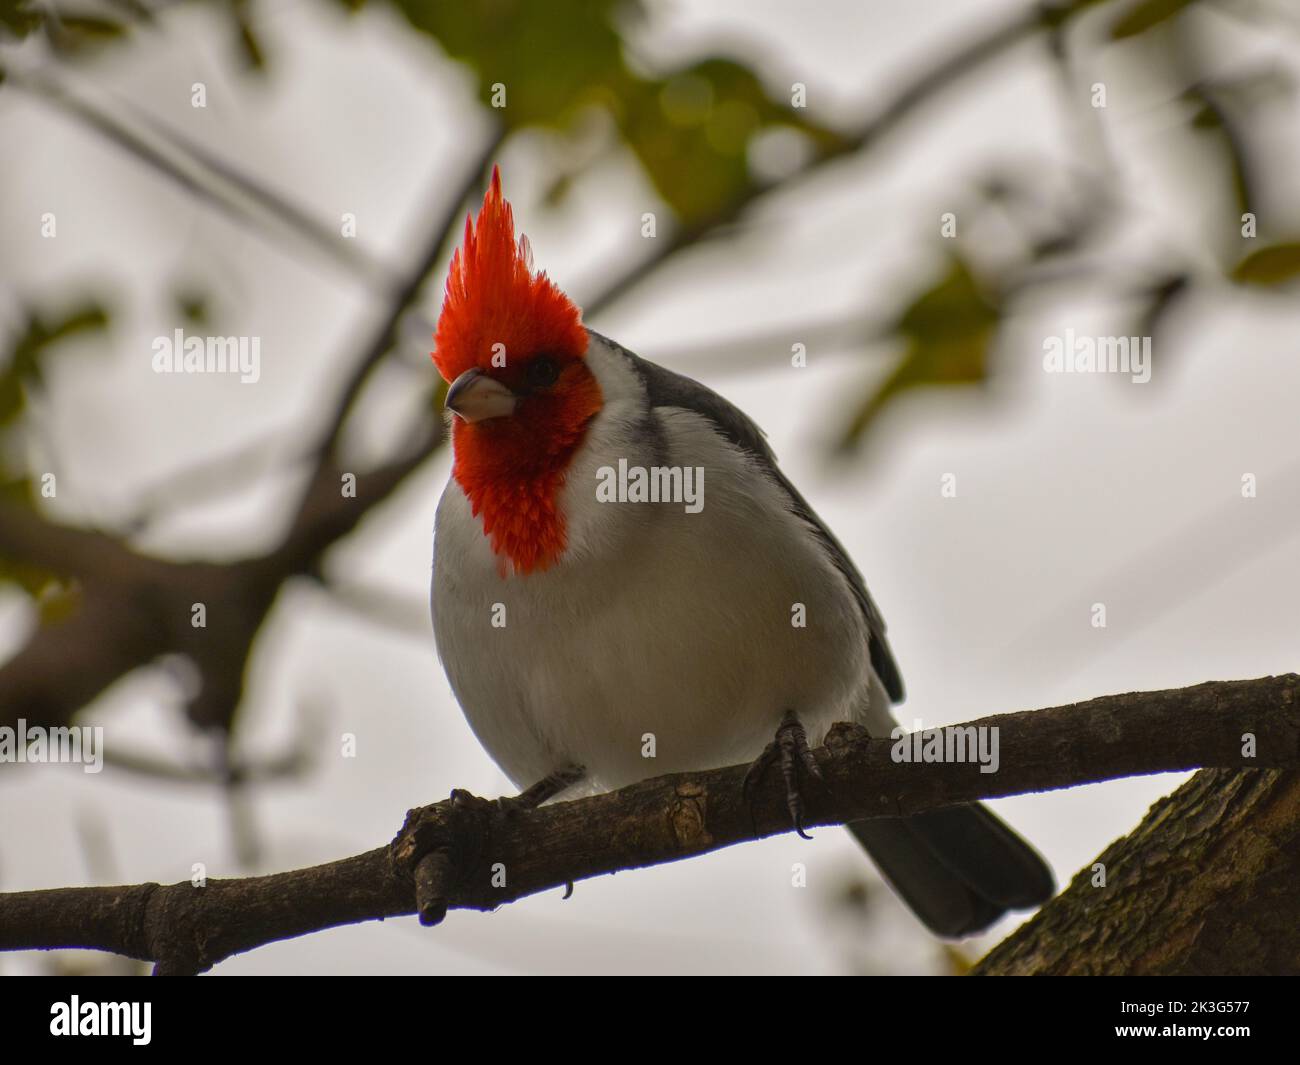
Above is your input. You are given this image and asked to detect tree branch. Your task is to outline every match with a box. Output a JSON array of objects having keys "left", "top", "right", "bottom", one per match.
[
  {"left": 1, "top": 675, "right": 1295, "bottom": 974},
  {"left": 973, "top": 766, "right": 1300, "bottom": 974}
]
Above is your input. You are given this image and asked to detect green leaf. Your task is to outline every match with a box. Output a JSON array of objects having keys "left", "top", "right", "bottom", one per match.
[
  {"left": 1230, "top": 242, "right": 1300, "bottom": 285},
  {"left": 174, "top": 284, "right": 212, "bottom": 327},
  {"left": 620, "top": 57, "right": 846, "bottom": 225},
  {"left": 56, "top": 15, "right": 127, "bottom": 39},
  {"left": 839, "top": 257, "right": 999, "bottom": 450},
  {"left": 2, "top": 1, "right": 142, "bottom": 46},
  {"left": 0, "top": 302, "right": 108, "bottom": 597},
  {"left": 229, "top": 0, "right": 267, "bottom": 71},
  {"left": 49, "top": 14, "right": 129, "bottom": 56},
  {"left": 374, "top": 0, "right": 847, "bottom": 227},
  {"left": 387, "top": 0, "right": 628, "bottom": 129},
  {"left": 0, "top": 301, "right": 109, "bottom": 428},
  {"left": 1109, "top": 0, "right": 1196, "bottom": 40},
  {"left": 0, "top": 0, "right": 41, "bottom": 39}
]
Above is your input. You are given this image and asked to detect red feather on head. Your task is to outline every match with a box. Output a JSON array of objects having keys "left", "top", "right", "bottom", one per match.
[
  {"left": 432, "top": 167, "right": 601, "bottom": 577},
  {"left": 433, "top": 166, "right": 587, "bottom": 383}
]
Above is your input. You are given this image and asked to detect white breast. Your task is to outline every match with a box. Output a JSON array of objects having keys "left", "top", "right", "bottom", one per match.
[{"left": 431, "top": 340, "right": 886, "bottom": 793}]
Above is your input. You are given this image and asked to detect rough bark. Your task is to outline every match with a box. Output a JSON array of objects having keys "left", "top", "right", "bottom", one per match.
[{"left": 974, "top": 767, "right": 1300, "bottom": 975}]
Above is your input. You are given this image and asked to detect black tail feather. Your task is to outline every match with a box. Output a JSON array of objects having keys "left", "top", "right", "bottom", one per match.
[{"left": 848, "top": 803, "right": 1055, "bottom": 938}]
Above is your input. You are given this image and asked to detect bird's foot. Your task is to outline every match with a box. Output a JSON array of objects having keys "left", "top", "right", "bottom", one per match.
[
  {"left": 390, "top": 788, "right": 496, "bottom": 926},
  {"left": 743, "top": 710, "right": 824, "bottom": 840},
  {"left": 392, "top": 769, "right": 587, "bottom": 924}
]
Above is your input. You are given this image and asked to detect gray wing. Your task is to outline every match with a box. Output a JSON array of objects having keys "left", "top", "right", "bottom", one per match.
[{"left": 595, "top": 330, "right": 905, "bottom": 703}]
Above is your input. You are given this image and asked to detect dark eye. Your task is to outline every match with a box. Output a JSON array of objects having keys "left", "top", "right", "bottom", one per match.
[{"left": 526, "top": 356, "right": 560, "bottom": 389}]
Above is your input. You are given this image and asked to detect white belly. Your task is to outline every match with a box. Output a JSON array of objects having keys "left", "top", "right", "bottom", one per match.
[{"left": 432, "top": 408, "right": 883, "bottom": 792}]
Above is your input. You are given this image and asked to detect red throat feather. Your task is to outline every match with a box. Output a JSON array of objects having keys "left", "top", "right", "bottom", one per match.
[{"left": 433, "top": 167, "right": 599, "bottom": 576}]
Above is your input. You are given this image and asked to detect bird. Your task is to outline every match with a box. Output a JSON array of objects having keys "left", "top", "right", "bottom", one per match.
[{"left": 429, "top": 166, "right": 1054, "bottom": 937}]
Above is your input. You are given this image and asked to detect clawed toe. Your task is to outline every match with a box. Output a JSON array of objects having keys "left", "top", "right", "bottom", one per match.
[{"left": 743, "top": 711, "right": 824, "bottom": 839}]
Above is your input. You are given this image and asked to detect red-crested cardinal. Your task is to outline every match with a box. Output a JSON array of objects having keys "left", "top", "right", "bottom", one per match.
[{"left": 430, "top": 168, "right": 1053, "bottom": 937}]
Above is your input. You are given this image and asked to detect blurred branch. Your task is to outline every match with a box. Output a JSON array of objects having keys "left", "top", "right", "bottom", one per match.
[
  {"left": 309, "top": 131, "right": 502, "bottom": 462},
  {"left": 583, "top": 0, "right": 1103, "bottom": 317},
  {"left": 1, "top": 674, "right": 1295, "bottom": 974},
  {"left": 102, "top": 732, "right": 320, "bottom": 786},
  {"left": 121, "top": 91, "right": 405, "bottom": 282},
  {"left": 0, "top": 497, "right": 148, "bottom": 583},
  {"left": 5, "top": 70, "right": 399, "bottom": 287}
]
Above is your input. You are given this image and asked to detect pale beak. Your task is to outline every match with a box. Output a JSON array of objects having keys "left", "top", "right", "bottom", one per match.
[{"left": 445, "top": 368, "right": 517, "bottom": 423}]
